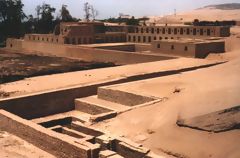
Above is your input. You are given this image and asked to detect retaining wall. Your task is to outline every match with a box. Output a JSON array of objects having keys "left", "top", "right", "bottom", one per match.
[
  {"left": 6, "top": 39, "right": 173, "bottom": 65},
  {"left": 0, "top": 81, "right": 110, "bottom": 119},
  {"left": 0, "top": 110, "right": 94, "bottom": 158}
]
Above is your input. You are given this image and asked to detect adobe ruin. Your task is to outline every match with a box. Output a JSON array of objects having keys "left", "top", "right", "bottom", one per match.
[
  {"left": 1, "top": 19, "right": 237, "bottom": 158},
  {"left": 6, "top": 22, "right": 230, "bottom": 59}
]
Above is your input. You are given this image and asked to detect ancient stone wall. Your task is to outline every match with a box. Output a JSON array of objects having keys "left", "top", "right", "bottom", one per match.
[
  {"left": 195, "top": 41, "right": 225, "bottom": 58},
  {"left": 151, "top": 40, "right": 196, "bottom": 57},
  {"left": 6, "top": 38, "right": 23, "bottom": 51},
  {"left": 127, "top": 26, "right": 230, "bottom": 43},
  {"left": 6, "top": 39, "right": 172, "bottom": 64},
  {"left": 151, "top": 39, "right": 225, "bottom": 58},
  {"left": 0, "top": 110, "right": 93, "bottom": 158},
  {"left": 95, "top": 44, "right": 135, "bottom": 52},
  {"left": 94, "top": 33, "right": 126, "bottom": 43},
  {"left": 24, "top": 34, "right": 64, "bottom": 44}
]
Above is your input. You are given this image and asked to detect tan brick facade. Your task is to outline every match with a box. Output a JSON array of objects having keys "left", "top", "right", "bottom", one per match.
[
  {"left": 23, "top": 22, "right": 230, "bottom": 46},
  {"left": 127, "top": 26, "right": 230, "bottom": 43},
  {"left": 151, "top": 38, "right": 225, "bottom": 58}
]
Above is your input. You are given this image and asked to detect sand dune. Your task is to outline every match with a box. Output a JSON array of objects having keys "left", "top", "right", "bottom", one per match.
[{"left": 149, "top": 7, "right": 240, "bottom": 24}]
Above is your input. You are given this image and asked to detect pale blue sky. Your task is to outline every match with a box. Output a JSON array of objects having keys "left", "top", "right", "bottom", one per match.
[{"left": 22, "top": 0, "right": 240, "bottom": 19}]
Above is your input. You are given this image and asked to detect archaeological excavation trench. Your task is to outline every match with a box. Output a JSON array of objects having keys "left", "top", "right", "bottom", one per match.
[{"left": 0, "top": 57, "right": 226, "bottom": 158}]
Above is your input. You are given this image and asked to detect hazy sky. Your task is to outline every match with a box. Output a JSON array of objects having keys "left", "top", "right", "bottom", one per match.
[{"left": 22, "top": 0, "right": 240, "bottom": 19}]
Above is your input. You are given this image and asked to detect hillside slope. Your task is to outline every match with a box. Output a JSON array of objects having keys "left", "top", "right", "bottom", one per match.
[
  {"left": 149, "top": 3, "right": 240, "bottom": 24},
  {"left": 205, "top": 3, "right": 240, "bottom": 10}
]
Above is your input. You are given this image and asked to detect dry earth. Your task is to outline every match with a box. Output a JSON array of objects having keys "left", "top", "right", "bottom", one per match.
[
  {"left": 92, "top": 27, "right": 240, "bottom": 158},
  {"left": 0, "top": 8, "right": 240, "bottom": 157},
  {"left": 0, "top": 50, "right": 115, "bottom": 85},
  {"left": 0, "top": 131, "right": 55, "bottom": 158},
  {"left": 0, "top": 50, "right": 115, "bottom": 98}
]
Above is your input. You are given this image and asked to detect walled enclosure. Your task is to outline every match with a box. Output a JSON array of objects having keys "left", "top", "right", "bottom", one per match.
[
  {"left": 6, "top": 39, "right": 173, "bottom": 65},
  {"left": 151, "top": 39, "right": 225, "bottom": 58},
  {"left": 0, "top": 58, "right": 222, "bottom": 120},
  {"left": 0, "top": 20, "right": 233, "bottom": 158},
  {"left": 5, "top": 22, "right": 230, "bottom": 61},
  {"left": 0, "top": 110, "right": 95, "bottom": 158},
  {"left": 0, "top": 58, "right": 224, "bottom": 158},
  {"left": 22, "top": 22, "right": 230, "bottom": 45}
]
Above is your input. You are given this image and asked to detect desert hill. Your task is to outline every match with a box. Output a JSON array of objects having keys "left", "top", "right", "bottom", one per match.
[
  {"left": 205, "top": 3, "right": 240, "bottom": 10},
  {"left": 149, "top": 3, "right": 240, "bottom": 24}
]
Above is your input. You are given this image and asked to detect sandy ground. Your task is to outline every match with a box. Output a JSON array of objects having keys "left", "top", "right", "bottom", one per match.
[
  {"left": 149, "top": 7, "right": 240, "bottom": 24},
  {"left": 0, "top": 57, "right": 220, "bottom": 99},
  {"left": 0, "top": 131, "right": 55, "bottom": 158},
  {"left": 2, "top": 28, "right": 239, "bottom": 99},
  {"left": 92, "top": 29, "right": 240, "bottom": 158},
  {"left": 0, "top": 13, "right": 239, "bottom": 158},
  {"left": 92, "top": 58, "right": 240, "bottom": 158}
]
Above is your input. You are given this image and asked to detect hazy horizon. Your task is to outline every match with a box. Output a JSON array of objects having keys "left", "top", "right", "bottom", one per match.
[{"left": 22, "top": 0, "right": 240, "bottom": 19}]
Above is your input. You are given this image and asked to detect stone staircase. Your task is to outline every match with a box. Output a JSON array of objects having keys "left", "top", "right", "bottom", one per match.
[
  {"left": 75, "top": 96, "right": 127, "bottom": 115},
  {"left": 31, "top": 85, "right": 167, "bottom": 158},
  {"left": 73, "top": 85, "right": 161, "bottom": 123}
]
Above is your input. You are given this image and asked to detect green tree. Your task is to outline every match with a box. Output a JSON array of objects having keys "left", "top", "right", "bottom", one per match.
[
  {"left": 0, "top": 0, "right": 26, "bottom": 43},
  {"left": 36, "top": 3, "right": 56, "bottom": 33},
  {"left": 60, "top": 4, "right": 73, "bottom": 22},
  {"left": 126, "top": 16, "right": 139, "bottom": 26},
  {"left": 84, "top": 2, "right": 91, "bottom": 22},
  {"left": 23, "top": 14, "right": 36, "bottom": 33},
  {"left": 90, "top": 5, "right": 99, "bottom": 21}
]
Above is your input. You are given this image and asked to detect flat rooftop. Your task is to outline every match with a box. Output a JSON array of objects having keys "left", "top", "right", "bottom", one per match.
[
  {"left": 81, "top": 43, "right": 133, "bottom": 47},
  {"left": 80, "top": 42, "right": 150, "bottom": 48},
  {"left": 156, "top": 37, "right": 224, "bottom": 44}
]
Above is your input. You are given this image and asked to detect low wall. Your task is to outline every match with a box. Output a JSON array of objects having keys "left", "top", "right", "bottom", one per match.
[
  {"left": 6, "top": 39, "right": 173, "bottom": 65},
  {"left": 98, "top": 87, "right": 156, "bottom": 106},
  {"left": 135, "top": 44, "right": 151, "bottom": 52},
  {"left": 151, "top": 40, "right": 196, "bottom": 58},
  {"left": 151, "top": 40, "right": 225, "bottom": 58},
  {"left": 0, "top": 73, "right": 157, "bottom": 119},
  {"left": 0, "top": 81, "right": 109, "bottom": 119},
  {"left": 195, "top": 41, "right": 225, "bottom": 58},
  {"left": 6, "top": 38, "right": 23, "bottom": 51},
  {"left": 95, "top": 44, "right": 135, "bottom": 52},
  {"left": 0, "top": 110, "right": 93, "bottom": 158},
  {"left": 94, "top": 43, "right": 151, "bottom": 52},
  {"left": 0, "top": 58, "right": 220, "bottom": 119},
  {"left": 24, "top": 34, "right": 64, "bottom": 44}
]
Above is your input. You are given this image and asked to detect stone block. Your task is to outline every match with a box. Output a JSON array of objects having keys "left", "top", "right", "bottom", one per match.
[
  {"left": 96, "top": 135, "right": 116, "bottom": 150},
  {"left": 116, "top": 141, "right": 149, "bottom": 158},
  {"left": 99, "top": 150, "right": 117, "bottom": 158}
]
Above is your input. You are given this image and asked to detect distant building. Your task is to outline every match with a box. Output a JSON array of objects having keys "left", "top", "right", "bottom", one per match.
[
  {"left": 23, "top": 22, "right": 230, "bottom": 45},
  {"left": 119, "top": 13, "right": 132, "bottom": 19},
  {"left": 7, "top": 22, "right": 230, "bottom": 58},
  {"left": 151, "top": 38, "right": 225, "bottom": 58},
  {"left": 127, "top": 25, "right": 230, "bottom": 43},
  {"left": 24, "top": 22, "right": 127, "bottom": 45}
]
